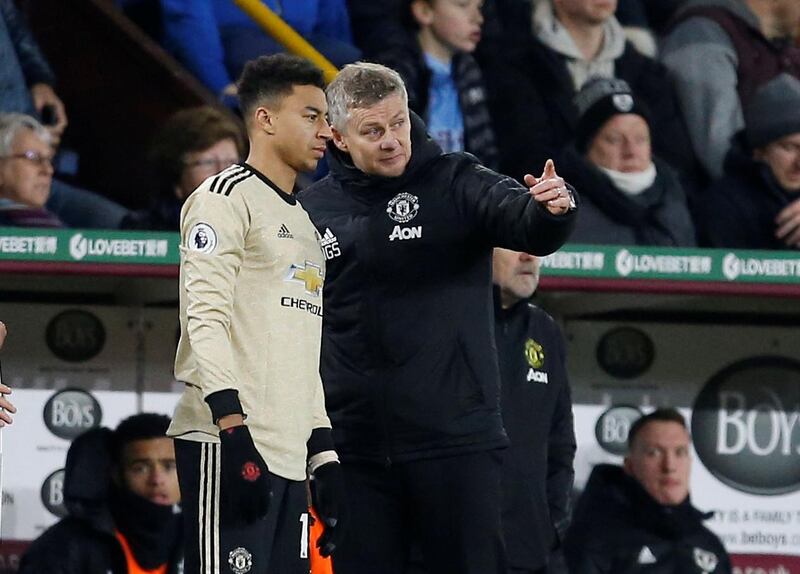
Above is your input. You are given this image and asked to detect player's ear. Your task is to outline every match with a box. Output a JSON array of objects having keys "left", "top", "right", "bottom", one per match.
[
  {"left": 254, "top": 106, "right": 277, "bottom": 135},
  {"left": 331, "top": 127, "right": 348, "bottom": 152}
]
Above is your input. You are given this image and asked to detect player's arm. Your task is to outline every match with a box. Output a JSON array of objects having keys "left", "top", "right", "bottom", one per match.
[
  {"left": 181, "top": 189, "right": 272, "bottom": 525},
  {"left": 181, "top": 189, "right": 246, "bottom": 415},
  {"left": 307, "top": 377, "right": 346, "bottom": 557}
]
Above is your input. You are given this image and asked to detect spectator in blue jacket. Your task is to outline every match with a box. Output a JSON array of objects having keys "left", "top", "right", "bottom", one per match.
[
  {"left": 0, "top": 0, "right": 67, "bottom": 147},
  {"left": 161, "top": 0, "right": 361, "bottom": 100},
  {"left": 373, "top": 0, "right": 499, "bottom": 169}
]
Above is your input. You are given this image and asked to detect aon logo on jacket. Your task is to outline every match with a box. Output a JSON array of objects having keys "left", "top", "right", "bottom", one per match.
[{"left": 389, "top": 225, "right": 423, "bottom": 241}]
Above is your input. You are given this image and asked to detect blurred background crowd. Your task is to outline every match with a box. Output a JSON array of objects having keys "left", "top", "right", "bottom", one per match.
[{"left": 1, "top": 0, "right": 799, "bottom": 250}]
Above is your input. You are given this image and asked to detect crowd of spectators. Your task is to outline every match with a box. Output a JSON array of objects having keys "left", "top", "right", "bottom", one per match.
[
  {"left": 1, "top": 0, "right": 799, "bottom": 249},
  {"left": 2, "top": 3, "right": 796, "bottom": 572}
]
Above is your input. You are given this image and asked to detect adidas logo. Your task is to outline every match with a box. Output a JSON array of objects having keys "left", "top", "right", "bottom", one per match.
[
  {"left": 638, "top": 546, "right": 657, "bottom": 564},
  {"left": 320, "top": 228, "right": 337, "bottom": 247},
  {"left": 277, "top": 224, "right": 293, "bottom": 239},
  {"left": 320, "top": 227, "right": 341, "bottom": 260}
]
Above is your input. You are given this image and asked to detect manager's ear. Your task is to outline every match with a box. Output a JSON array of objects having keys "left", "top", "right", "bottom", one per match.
[{"left": 331, "top": 126, "right": 348, "bottom": 152}]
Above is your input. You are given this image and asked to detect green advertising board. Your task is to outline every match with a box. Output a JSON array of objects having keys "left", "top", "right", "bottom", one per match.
[
  {"left": 539, "top": 245, "right": 800, "bottom": 284},
  {"left": 0, "top": 228, "right": 178, "bottom": 265},
  {"left": 1, "top": 227, "right": 799, "bottom": 285}
]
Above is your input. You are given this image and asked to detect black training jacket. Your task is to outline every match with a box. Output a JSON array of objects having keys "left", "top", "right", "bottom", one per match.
[
  {"left": 494, "top": 292, "right": 576, "bottom": 571},
  {"left": 298, "top": 113, "right": 577, "bottom": 464},
  {"left": 564, "top": 464, "right": 732, "bottom": 574}
]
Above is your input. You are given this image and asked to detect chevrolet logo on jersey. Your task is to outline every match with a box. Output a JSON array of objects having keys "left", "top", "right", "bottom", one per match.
[{"left": 286, "top": 261, "right": 324, "bottom": 297}]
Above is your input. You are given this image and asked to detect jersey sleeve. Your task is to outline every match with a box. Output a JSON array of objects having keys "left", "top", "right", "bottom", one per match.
[
  {"left": 311, "top": 372, "right": 332, "bottom": 430},
  {"left": 180, "top": 187, "right": 248, "bottom": 399}
]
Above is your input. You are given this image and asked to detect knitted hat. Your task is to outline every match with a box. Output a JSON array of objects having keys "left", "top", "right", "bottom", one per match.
[
  {"left": 745, "top": 73, "right": 800, "bottom": 149},
  {"left": 574, "top": 77, "right": 651, "bottom": 152}
]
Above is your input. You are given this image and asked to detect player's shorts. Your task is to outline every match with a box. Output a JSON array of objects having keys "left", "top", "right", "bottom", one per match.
[{"left": 175, "top": 439, "right": 310, "bottom": 574}]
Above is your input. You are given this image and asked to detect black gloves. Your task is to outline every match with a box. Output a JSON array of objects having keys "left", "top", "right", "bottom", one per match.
[
  {"left": 219, "top": 424, "right": 272, "bottom": 525},
  {"left": 206, "top": 389, "right": 271, "bottom": 526},
  {"left": 308, "top": 427, "right": 347, "bottom": 557},
  {"left": 311, "top": 461, "right": 347, "bottom": 557}
]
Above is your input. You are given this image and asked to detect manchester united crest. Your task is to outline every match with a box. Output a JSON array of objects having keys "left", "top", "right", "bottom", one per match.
[
  {"left": 228, "top": 547, "right": 253, "bottom": 574},
  {"left": 386, "top": 192, "right": 420, "bottom": 223},
  {"left": 524, "top": 338, "right": 545, "bottom": 369}
]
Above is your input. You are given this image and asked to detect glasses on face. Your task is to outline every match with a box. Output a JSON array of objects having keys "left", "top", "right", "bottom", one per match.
[
  {"left": 2, "top": 149, "right": 54, "bottom": 168},
  {"left": 185, "top": 157, "right": 239, "bottom": 172}
]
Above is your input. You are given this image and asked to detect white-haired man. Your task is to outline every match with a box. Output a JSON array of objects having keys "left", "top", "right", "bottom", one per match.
[{"left": 298, "top": 62, "right": 577, "bottom": 574}]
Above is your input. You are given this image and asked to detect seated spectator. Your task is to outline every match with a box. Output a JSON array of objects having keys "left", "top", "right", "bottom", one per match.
[
  {"left": 483, "top": 0, "right": 696, "bottom": 185},
  {"left": 123, "top": 106, "right": 244, "bottom": 230},
  {"left": 1, "top": 2, "right": 130, "bottom": 229},
  {"left": 661, "top": 0, "right": 800, "bottom": 180},
  {"left": 564, "top": 408, "right": 732, "bottom": 574},
  {"left": 0, "top": 114, "right": 129, "bottom": 229},
  {"left": 373, "top": 0, "right": 499, "bottom": 168},
  {"left": 160, "top": 0, "right": 361, "bottom": 101},
  {"left": 0, "top": 113, "right": 63, "bottom": 227},
  {"left": 19, "top": 413, "right": 183, "bottom": 574},
  {"left": 558, "top": 78, "right": 696, "bottom": 246},
  {"left": 704, "top": 74, "right": 800, "bottom": 250}
]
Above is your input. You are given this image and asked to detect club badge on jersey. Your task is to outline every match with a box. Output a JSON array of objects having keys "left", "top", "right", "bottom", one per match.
[{"left": 525, "top": 338, "right": 549, "bottom": 384}]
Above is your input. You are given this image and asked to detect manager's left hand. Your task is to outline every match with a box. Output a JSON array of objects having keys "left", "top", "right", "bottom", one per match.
[{"left": 524, "top": 159, "right": 573, "bottom": 216}]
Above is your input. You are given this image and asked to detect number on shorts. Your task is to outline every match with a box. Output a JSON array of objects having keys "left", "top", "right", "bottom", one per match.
[{"left": 299, "top": 512, "right": 309, "bottom": 558}]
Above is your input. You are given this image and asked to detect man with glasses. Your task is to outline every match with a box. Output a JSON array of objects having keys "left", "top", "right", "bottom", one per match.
[
  {"left": 123, "top": 106, "right": 245, "bottom": 230},
  {"left": 0, "top": 113, "right": 62, "bottom": 227},
  {"left": 0, "top": 112, "right": 128, "bottom": 229}
]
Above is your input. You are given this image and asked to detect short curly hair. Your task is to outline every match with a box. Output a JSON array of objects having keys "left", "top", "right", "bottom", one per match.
[
  {"left": 148, "top": 106, "right": 245, "bottom": 198},
  {"left": 237, "top": 53, "right": 326, "bottom": 119},
  {"left": 112, "top": 412, "right": 172, "bottom": 463}
]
